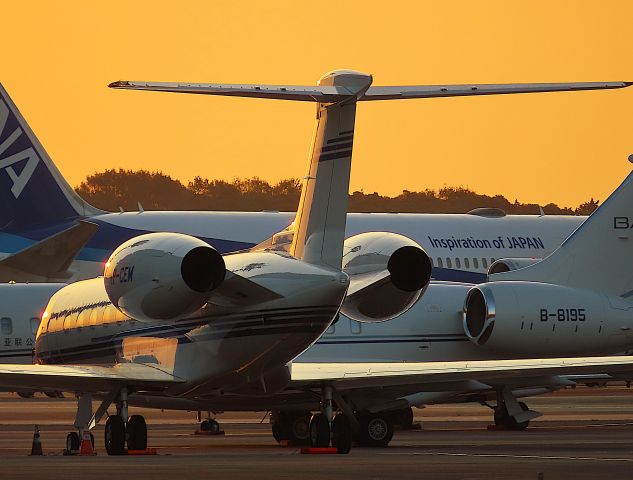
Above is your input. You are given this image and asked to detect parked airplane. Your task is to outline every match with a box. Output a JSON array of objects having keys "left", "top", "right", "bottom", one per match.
[
  {"left": 3, "top": 81, "right": 628, "bottom": 284},
  {"left": 0, "top": 70, "right": 442, "bottom": 455}
]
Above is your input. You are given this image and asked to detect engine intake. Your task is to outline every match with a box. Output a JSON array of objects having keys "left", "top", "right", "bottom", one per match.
[
  {"left": 104, "top": 233, "right": 225, "bottom": 322},
  {"left": 488, "top": 257, "right": 541, "bottom": 275}
]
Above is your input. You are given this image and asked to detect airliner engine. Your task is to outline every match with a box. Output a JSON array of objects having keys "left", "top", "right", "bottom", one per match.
[
  {"left": 488, "top": 258, "right": 541, "bottom": 275},
  {"left": 463, "top": 282, "right": 633, "bottom": 356},
  {"left": 104, "top": 233, "right": 226, "bottom": 321},
  {"left": 340, "top": 232, "right": 432, "bottom": 322}
]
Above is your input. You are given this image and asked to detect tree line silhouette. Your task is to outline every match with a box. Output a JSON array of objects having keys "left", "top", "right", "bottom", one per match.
[{"left": 76, "top": 169, "right": 599, "bottom": 215}]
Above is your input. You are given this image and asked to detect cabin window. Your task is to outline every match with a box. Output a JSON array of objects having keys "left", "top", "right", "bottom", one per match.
[
  {"left": 102, "top": 307, "right": 117, "bottom": 324},
  {"left": 446, "top": 258, "right": 452, "bottom": 268},
  {"left": 437, "top": 257, "right": 443, "bottom": 268},
  {"left": 464, "top": 258, "right": 470, "bottom": 269},
  {"left": 455, "top": 258, "right": 461, "bottom": 268},
  {"left": 429, "top": 258, "right": 434, "bottom": 267},
  {"left": 326, "top": 324, "right": 335, "bottom": 335},
  {"left": 1, "top": 317, "right": 12, "bottom": 335},
  {"left": 64, "top": 312, "right": 79, "bottom": 331},
  {"left": 350, "top": 320, "right": 362, "bottom": 334},
  {"left": 482, "top": 258, "right": 488, "bottom": 268},
  {"left": 473, "top": 258, "right": 479, "bottom": 269},
  {"left": 491, "top": 258, "right": 496, "bottom": 263},
  {"left": 77, "top": 308, "right": 90, "bottom": 328},
  {"left": 30, "top": 318, "right": 40, "bottom": 335}
]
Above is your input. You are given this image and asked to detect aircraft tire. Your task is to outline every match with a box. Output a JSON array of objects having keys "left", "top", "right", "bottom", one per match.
[
  {"left": 105, "top": 415, "right": 126, "bottom": 455},
  {"left": 357, "top": 414, "right": 394, "bottom": 448},
  {"left": 66, "top": 432, "right": 80, "bottom": 452},
  {"left": 309, "top": 413, "right": 330, "bottom": 448},
  {"left": 200, "top": 419, "right": 220, "bottom": 433},
  {"left": 127, "top": 414, "right": 148, "bottom": 450},
  {"left": 331, "top": 414, "right": 352, "bottom": 454},
  {"left": 390, "top": 407, "right": 414, "bottom": 429},
  {"left": 270, "top": 411, "right": 290, "bottom": 442},
  {"left": 494, "top": 402, "right": 530, "bottom": 431}
]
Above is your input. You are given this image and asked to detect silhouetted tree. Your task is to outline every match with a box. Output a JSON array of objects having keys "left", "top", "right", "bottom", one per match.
[{"left": 75, "top": 169, "right": 594, "bottom": 215}]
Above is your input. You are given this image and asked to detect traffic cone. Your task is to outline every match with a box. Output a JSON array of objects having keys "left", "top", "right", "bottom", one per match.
[
  {"left": 78, "top": 429, "right": 95, "bottom": 456},
  {"left": 29, "top": 425, "right": 43, "bottom": 456}
]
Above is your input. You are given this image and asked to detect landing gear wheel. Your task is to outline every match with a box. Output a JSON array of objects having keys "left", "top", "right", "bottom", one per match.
[
  {"left": 271, "top": 412, "right": 310, "bottom": 445},
  {"left": 357, "top": 414, "right": 394, "bottom": 447},
  {"left": 331, "top": 414, "right": 352, "bottom": 454},
  {"left": 66, "top": 432, "right": 80, "bottom": 452},
  {"left": 494, "top": 402, "right": 530, "bottom": 431},
  {"left": 309, "top": 413, "right": 330, "bottom": 448},
  {"left": 271, "top": 412, "right": 289, "bottom": 442},
  {"left": 105, "top": 415, "right": 126, "bottom": 455},
  {"left": 127, "top": 414, "right": 147, "bottom": 451},
  {"left": 391, "top": 407, "right": 414, "bottom": 429},
  {"left": 200, "top": 419, "right": 220, "bottom": 433}
]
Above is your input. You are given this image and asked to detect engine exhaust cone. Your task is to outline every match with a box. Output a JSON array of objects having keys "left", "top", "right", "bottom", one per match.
[{"left": 387, "top": 246, "right": 431, "bottom": 292}]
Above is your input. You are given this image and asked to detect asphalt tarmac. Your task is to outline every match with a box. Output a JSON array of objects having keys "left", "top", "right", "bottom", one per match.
[{"left": 0, "top": 387, "right": 632, "bottom": 480}]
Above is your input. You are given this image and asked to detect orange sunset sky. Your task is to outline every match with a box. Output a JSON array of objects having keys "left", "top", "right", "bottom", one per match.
[{"left": 3, "top": 1, "right": 633, "bottom": 207}]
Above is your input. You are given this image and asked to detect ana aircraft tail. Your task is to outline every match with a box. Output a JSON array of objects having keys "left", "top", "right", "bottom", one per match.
[
  {"left": 490, "top": 169, "right": 633, "bottom": 296},
  {"left": 0, "top": 85, "right": 103, "bottom": 231}
]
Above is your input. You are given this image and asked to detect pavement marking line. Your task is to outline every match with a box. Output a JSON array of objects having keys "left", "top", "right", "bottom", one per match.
[{"left": 382, "top": 452, "right": 633, "bottom": 463}]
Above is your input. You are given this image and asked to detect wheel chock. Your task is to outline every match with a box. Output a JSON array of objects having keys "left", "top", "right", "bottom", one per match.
[
  {"left": 300, "top": 447, "right": 338, "bottom": 454},
  {"left": 194, "top": 429, "right": 225, "bottom": 436},
  {"left": 486, "top": 424, "right": 509, "bottom": 431},
  {"left": 78, "top": 430, "right": 96, "bottom": 456},
  {"left": 29, "top": 425, "right": 43, "bottom": 456},
  {"left": 126, "top": 448, "right": 158, "bottom": 455}
]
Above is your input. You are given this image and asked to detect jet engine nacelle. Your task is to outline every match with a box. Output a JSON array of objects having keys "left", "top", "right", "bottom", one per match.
[
  {"left": 463, "top": 281, "right": 633, "bottom": 356},
  {"left": 340, "top": 232, "right": 432, "bottom": 322},
  {"left": 488, "top": 257, "right": 541, "bottom": 275},
  {"left": 104, "top": 232, "right": 226, "bottom": 322}
]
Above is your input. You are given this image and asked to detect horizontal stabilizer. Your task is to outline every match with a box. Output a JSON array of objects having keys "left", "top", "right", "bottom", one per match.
[
  {"left": 109, "top": 81, "right": 352, "bottom": 102},
  {"left": 0, "top": 221, "right": 99, "bottom": 281},
  {"left": 361, "top": 82, "right": 632, "bottom": 100},
  {"left": 109, "top": 80, "right": 631, "bottom": 102}
]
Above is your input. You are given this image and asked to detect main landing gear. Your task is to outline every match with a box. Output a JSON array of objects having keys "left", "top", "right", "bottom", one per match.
[
  {"left": 196, "top": 411, "right": 222, "bottom": 434},
  {"left": 271, "top": 396, "right": 407, "bottom": 450},
  {"left": 489, "top": 388, "right": 541, "bottom": 431},
  {"left": 309, "top": 385, "right": 353, "bottom": 454},
  {"left": 67, "top": 387, "right": 149, "bottom": 455}
]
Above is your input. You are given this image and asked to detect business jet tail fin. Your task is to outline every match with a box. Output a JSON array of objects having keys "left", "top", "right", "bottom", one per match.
[{"left": 491, "top": 169, "right": 633, "bottom": 296}]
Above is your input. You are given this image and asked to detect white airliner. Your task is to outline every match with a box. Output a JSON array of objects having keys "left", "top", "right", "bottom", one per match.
[{"left": 0, "top": 70, "right": 630, "bottom": 456}]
